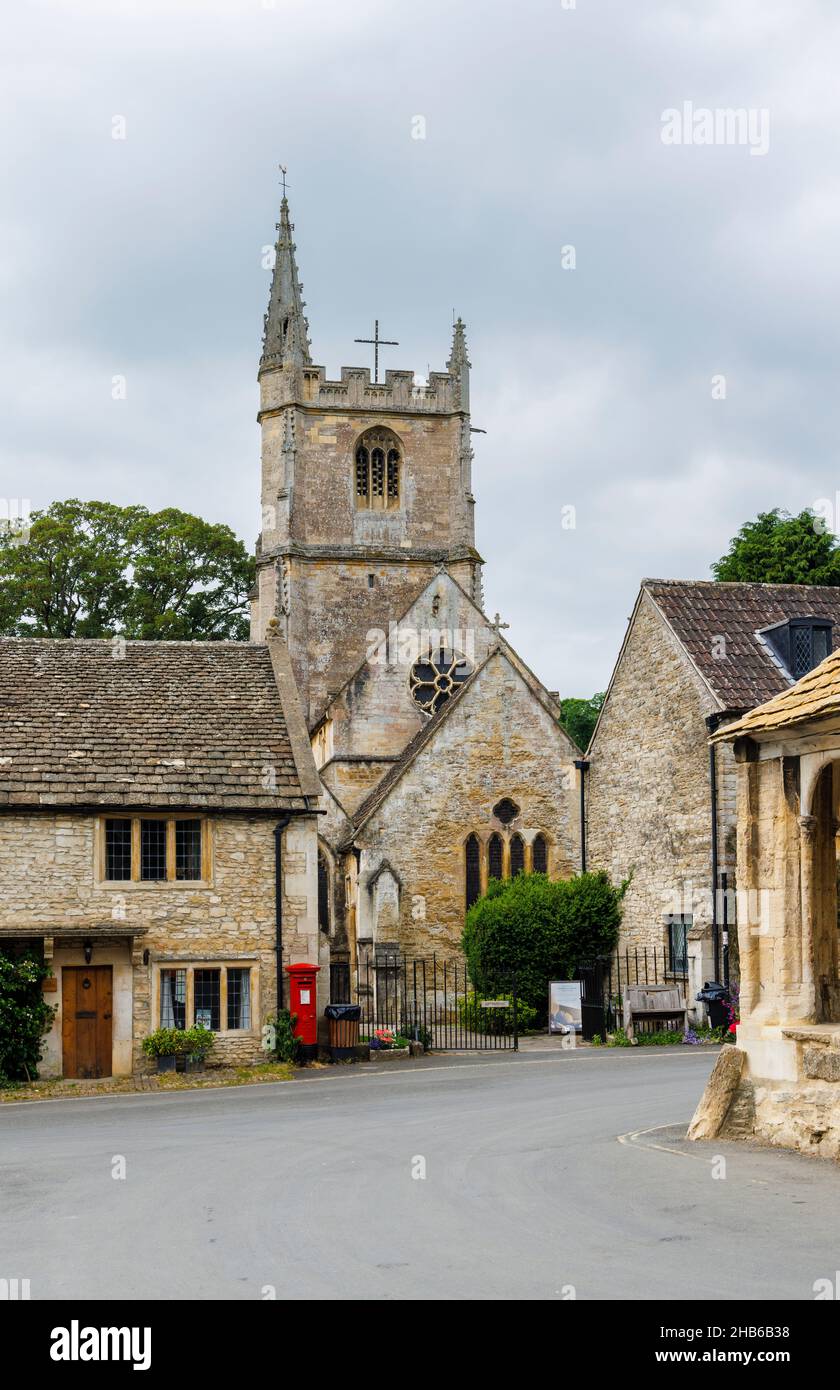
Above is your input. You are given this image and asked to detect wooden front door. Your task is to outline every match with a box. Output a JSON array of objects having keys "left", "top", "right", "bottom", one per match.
[{"left": 62, "top": 966, "right": 113, "bottom": 1078}]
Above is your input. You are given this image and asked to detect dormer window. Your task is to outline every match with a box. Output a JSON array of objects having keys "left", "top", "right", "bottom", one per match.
[{"left": 762, "top": 618, "right": 833, "bottom": 680}]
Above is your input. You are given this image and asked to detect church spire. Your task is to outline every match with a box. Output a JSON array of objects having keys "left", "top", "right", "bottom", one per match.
[
  {"left": 260, "top": 195, "right": 312, "bottom": 373},
  {"left": 447, "top": 316, "right": 471, "bottom": 411}
]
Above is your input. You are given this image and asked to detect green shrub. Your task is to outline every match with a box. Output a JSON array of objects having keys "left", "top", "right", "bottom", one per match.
[
  {"left": 182, "top": 1025, "right": 214, "bottom": 1058},
  {"left": 266, "top": 1009, "right": 301, "bottom": 1064},
  {"left": 142, "top": 1026, "right": 215, "bottom": 1059},
  {"left": 0, "top": 950, "right": 56, "bottom": 1082},
  {"left": 457, "top": 991, "right": 538, "bottom": 1033},
  {"left": 462, "top": 870, "right": 627, "bottom": 1020}
]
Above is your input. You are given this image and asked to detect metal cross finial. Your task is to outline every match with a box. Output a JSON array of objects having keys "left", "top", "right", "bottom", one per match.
[
  {"left": 354, "top": 319, "right": 399, "bottom": 384},
  {"left": 278, "top": 164, "right": 289, "bottom": 199},
  {"left": 490, "top": 613, "right": 510, "bottom": 636}
]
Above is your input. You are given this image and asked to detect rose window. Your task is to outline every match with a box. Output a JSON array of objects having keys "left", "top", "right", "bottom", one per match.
[{"left": 409, "top": 648, "right": 473, "bottom": 714}]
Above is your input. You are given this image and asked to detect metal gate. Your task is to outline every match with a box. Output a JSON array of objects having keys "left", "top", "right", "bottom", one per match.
[
  {"left": 330, "top": 953, "right": 518, "bottom": 1051},
  {"left": 576, "top": 948, "right": 690, "bottom": 1040}
]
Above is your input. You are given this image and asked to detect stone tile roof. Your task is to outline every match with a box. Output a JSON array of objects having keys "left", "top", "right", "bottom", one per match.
[
  {"left": 644, "top": 580, "right": 840, "bottom": 712},
  {"left": 712, "top": 648, "right": 840, "bottom": 740},
  {"left": 0, "top": 638, "right": 314, "bottom": 810}
]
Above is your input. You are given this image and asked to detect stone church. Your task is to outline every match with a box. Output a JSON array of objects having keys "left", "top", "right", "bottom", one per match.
[
  {"left": 0, "top": 189, "right": 580, "bottom": 1082},
  {"left": 250, "top": 194, "right": 582, "bottom": 988}
]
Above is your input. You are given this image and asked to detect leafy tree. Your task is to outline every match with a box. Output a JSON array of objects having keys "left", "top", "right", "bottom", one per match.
[
  {"left": 712, "top": 509, "right": 840, "bottom": 585},
  {"left": 0, "top": 950, "right": 55, "bottom": 1082},
  {"left": 124, "top": 509, "right": 254, "bottom": 641},
  {"left": 461, "top": 870, "right": 627, "bottom": 1018},
  {"left": 0, "top": 500, "right": 255, "bottom": 640},
  {"left": 558, "top": 692, "right": 605, "bottom": 751}
]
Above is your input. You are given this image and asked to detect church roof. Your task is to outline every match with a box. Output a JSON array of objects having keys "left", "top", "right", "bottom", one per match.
[
  {"left": 0, "top": 637, "right": 320, "bottom": 811},
  {"left": 711, "top": 647, "right": 840, "bottom": 741},
  {"left": 644, "top": 579, "right": 840, "bottom": 711}
]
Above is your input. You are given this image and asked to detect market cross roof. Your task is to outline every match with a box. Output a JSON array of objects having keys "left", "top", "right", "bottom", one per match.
[
  {"left": 711, "top": 647, "right": 840, "bottom": 741},
  {"left": 0, "top": 637, "right": 320, "bottom": 810}
]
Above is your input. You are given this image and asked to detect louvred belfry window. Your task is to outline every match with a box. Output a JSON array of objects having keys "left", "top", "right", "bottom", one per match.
[
  {"left": 488, "top": 833, "right": 504, "bottom": 882},
  {"left": 354, "top": 428, "right": 401, "bottom": 510},
  {"left": 532, "top": 833, "right": 548, "bottom": 874},
  {"left": 355, "top": 446, "right": 370, "bottom": 500}
]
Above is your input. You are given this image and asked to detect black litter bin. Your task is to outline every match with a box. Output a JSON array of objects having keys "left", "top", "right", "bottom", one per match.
[
  {"left": 325, "top": 1003, "right": 361, "bottom": 1058},
  {"left": 696, "top": 981, "right": 730, "bottom": 1031}
]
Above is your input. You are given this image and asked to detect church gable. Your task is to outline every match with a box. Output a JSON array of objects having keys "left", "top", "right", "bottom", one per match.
[
  {"left": 312, "top": 570, "right": 565, "bottom": 816},
  {"left": 348, "top": 649, "right": 581, "bottom": 954}
]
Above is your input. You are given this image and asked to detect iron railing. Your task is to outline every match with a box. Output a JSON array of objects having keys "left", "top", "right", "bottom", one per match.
[
  {"left": 577, "top": 946, "right": 690, "bottom": 1040},
  {"left": 331, "top": 952, "right": 518, "bottom": 1051}
]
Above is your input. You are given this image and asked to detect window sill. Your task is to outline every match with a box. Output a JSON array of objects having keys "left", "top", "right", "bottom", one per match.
[{"left": 97, "top": 879, "right": 212, "bottom": 891}]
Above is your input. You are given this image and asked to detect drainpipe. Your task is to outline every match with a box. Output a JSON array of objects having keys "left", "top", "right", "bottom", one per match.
[
  {"left": 705, "top": 714, "right": 722, "bottom": 983},
  {"left": 274, "top": 814, "right": 292, "bottom": 1012},
  {"left": 573, "top": 759, "right": 589, "bottom": 874}
]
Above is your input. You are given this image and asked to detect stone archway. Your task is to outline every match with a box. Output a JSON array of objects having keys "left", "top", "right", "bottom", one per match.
[{"left": 803, "top": 761, "right": 840, "bottom": 1023}]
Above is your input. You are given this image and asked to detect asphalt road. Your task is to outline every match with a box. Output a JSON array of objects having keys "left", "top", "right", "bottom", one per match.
[{"left": 2, "top": 1048, "right": 839, "bottom": 1301}]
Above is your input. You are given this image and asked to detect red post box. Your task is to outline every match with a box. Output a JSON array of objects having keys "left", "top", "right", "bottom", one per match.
[{"left": 285, "top": 962, "right": 321, "bottom": 1058}]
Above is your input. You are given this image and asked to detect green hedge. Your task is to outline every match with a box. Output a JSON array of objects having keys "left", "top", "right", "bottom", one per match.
[
  {"left": 462, "top": 870, "right": 627, "bottom": 1019},
  {"left": 457, "top": 991, "right": 538, "bottom": 1033}
]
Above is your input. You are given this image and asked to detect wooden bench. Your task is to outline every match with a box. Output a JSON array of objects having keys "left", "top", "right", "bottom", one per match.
[{"left": 622, "top": 984, "right": 688, "bottom": 1043}]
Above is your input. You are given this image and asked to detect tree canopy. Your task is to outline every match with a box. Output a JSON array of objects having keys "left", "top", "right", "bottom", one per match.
[
  {"left": 712, "top": 508, "right": 840, "bottom": 586},
  {"left": 558, "top": 692, "right": 605, "bottom": 751},
  {"left": 0, "top": 499, "right": 255, "bottom": 640}
]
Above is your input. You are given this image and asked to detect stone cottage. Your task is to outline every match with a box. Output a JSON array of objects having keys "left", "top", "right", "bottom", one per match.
[
  {"left": 586, "top": 580, "right": 840, "bottom": 1004},
  {"left": 691, "top": 648, "right": 840, "bottom": 1157},
  {"left": 0, "top": 633, "right": 322, "bottom": 1078},
  {"left": 251, "top": 194, "right": 582, "bottom": 979}
]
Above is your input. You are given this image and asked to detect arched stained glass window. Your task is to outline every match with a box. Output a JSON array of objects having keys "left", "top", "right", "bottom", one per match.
[
  {"left": 465, "top": 834, "right": 481, "bottom": 911},
  {"left": 510, "top": 834, "right": 525, "bottom": 877},
  {"left": 532, "top": 833, "right": 548, "bottom": 874}
]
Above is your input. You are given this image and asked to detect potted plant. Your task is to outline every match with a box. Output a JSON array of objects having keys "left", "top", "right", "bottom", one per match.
[
  {"left": 180, "top": 1025, "right": 215, "bottom": 1073},
  {"left": 142, "top": 1028, "right": 181, "bottom": 1073}
]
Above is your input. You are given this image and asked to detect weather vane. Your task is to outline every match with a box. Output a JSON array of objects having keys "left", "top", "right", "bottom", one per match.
[
  {"left": 354, "top": 319, "right": 399, "bottom": 385},
  {"left": 278, "top": 164, "right": 289, "bottom": 199}
]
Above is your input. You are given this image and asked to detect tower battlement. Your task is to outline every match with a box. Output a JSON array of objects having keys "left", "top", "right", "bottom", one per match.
[{"left": 259, "top": 363, "right": 463, "bottom": 415}]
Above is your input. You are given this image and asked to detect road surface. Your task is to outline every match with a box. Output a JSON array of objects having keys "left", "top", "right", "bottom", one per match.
[{"left": 2, "top": 1048, "right": 838, "bottom": 1300}]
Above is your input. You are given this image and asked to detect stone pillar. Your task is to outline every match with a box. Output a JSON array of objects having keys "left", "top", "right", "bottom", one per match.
[{"left": 798, "top": 814, "right": 817, "bottom": 1020}]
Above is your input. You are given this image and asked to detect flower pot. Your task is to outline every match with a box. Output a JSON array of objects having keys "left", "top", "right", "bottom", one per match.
[
  {"left": 369, "top": 1045, "right": 410, "bottom": 1060},
  {"left": 184, "top": 1054, "right": 207, "bottom": 1074},
  {"left": 156, "top": 1055, "right": 177, "bottom": 1073}
]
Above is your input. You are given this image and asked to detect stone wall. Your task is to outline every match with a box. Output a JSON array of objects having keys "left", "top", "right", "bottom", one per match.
[
  {"left": 586, "top": 592, "right": 730, "bottom": 965},
  {"left": 353, "top": 652, "right": 580, "bottom": 957},
  {"left": 0, "top": 811, "right": 320, "bottom": 1074}
]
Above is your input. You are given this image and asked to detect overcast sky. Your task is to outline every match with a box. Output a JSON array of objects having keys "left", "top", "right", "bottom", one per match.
[{"left": 3, "top": 0, "right": 839, "bottom": 694}]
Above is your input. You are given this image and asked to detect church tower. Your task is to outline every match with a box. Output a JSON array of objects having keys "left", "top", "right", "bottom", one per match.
[{"left": 251, "top": 194, "right": 484, "bottom": 725}]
